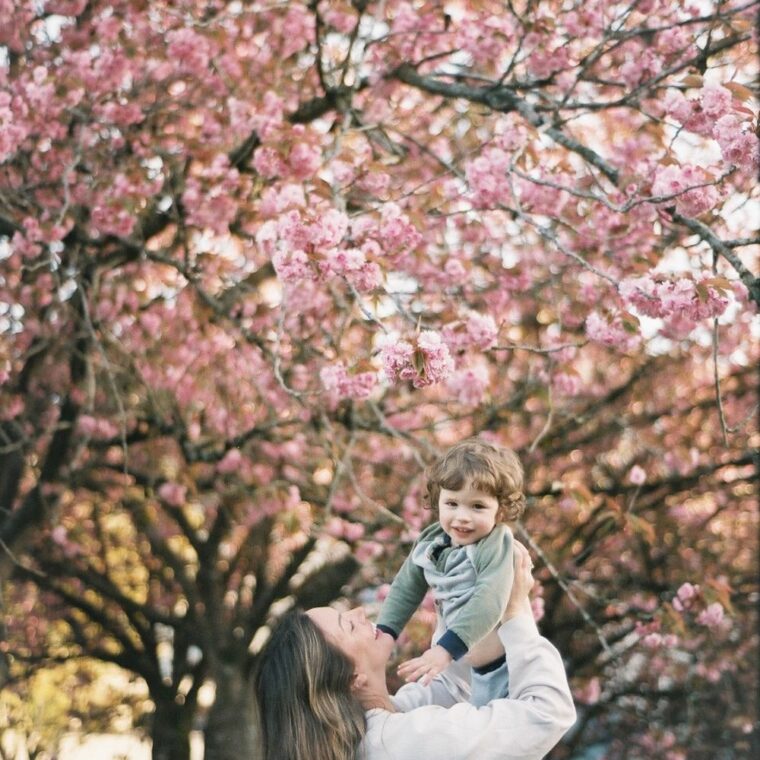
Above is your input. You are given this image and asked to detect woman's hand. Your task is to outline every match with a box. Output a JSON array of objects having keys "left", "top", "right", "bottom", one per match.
[{"left": 502, "top": 540, "right": 535, "bottom": 622}]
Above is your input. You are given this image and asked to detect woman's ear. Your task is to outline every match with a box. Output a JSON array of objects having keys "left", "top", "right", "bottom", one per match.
[{"left": 351, "top": 672, "right": 368, "bottom": 692}]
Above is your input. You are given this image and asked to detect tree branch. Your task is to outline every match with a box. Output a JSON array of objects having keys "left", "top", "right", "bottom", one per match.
[{"left": 671, "top": 210, "right": 760, "bottom": 306}]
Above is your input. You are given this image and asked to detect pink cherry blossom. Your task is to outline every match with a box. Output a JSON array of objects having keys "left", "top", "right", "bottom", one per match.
[
  {"left": 216, "top": 448, "right": 244, "bottom": 475},
  {"left": 629, "top": 465, "right": 647, "bottom": 485},
  {"left": 378, "top": 203, "right": 422, "bottom": 254},
  {"left": 253, "top": 146, "right": 285, "bottom": 178},
  {"left": 700, "top": 85, "right": 732, "bottom": 119},
  {"left": 465, "top": 147, "right": 511, "bottom": 207},
  {"left": 651, "top": 165, "right": 721, "bottom": 217},
  {"left": 342, "top": 522, "right": 365, "bottom": 542},
  {"left": 166, "top": 28, "right": 215, "bottom": 76},
  {"left": 309, "top": 209, "right": 349, "bottom": 249},
  {"left": 585, "top": 312, "right": 641, "bottom": 352},
  {"left": 323, "top": 8, "right": 357, "bottom": 35},
  {"left": 158, "top": 482, "right": 187, "bottom": 508},
  {"left": 713, "top": 114, "right": 760, "bottom": 174},
  {"left": 443, "top": 312, "right": 498, "bottom": 352},
  {"left": 323, "top": 247, "right": 365, "bottom": 277},
  {"left": 319, "top": 362, "right": 377, "bottom": 400},
  {"left": 620, "top": 274, "right": 730, "bottom": 323},
  {"left": 380, "top": 331, "right": 454, "bottom": 388},
  {"left": 443, "top": 258, "right": 467, "bottom": 282},
  {"left": 288, "top": 142, "right": 322, "bottom": 180},
  {"left": 272, "top": 248, "right": 313, "bottom": 284},
  {"left": 697, "top": 602, "right": 726, "bottom": 629},
  {"left": 662, "top": 89, "right": 693, "bottom": 123},
  {"left": 349, "top": 261, "right": 383, "bottom": 292},
  {"left": 575, "top": 676, "right": 601, "bottom": 705},
  {"left": 355, "top": 540, "right": 383, "bottom": 564},
  {"left": 90, "top": 204, "right": 136, "bottom": 238},
  {"left": 672, "top": 582, "right": 699, "bottom": 611},
  {"left": 446, "top": 364, "right": 490, "bottom": 406},
  {"left": 553, "top": 373, "right": 582, "bottom": 397}
]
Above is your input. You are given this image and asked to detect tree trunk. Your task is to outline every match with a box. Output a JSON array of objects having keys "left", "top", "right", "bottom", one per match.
[
  {"left": 203, "top": 662, "right": 258, "bottom": 760},
  {"left": 150, "top": 698, "right": 193, "bottom": 760}
]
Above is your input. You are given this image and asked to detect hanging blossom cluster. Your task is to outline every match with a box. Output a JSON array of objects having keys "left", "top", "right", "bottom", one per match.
[
  {"left": 464, "top": 146, "right": 513, "bottom": 208},
  {"left": 446, "top": 363, "right": 491, "bottom": 406},
  {"left": 380, "top": 331, "right": 454, "bottom": 388},
  {"left": 671, "top": 582, "right": 728, "bottom": 631},
  {"left": 257, "top": 204, "right": 397, "bottom": 292},
  {"left": 442, "top": 312, "right": 499, "bottom": 352},
  {"left": 253, "top": 125, "right": 323, "bottom": 180},
  {"left": 663, "top": 84, "right": 759, "bottom": 175},
  {"left": 552, "top": 372, "right": 582, "bottom": 397},
  {"left": 319, "top": 362, "right": 378, "bottom": 401},
  {"left": 376, "top": 202, "right": 424, "bottom": 258},
  {"left": 584, "top": 312, "right": 641, "bottom": 352},
  {"left": 620, "top": 274, "right": 730, "bottom": 322},
  {"left": 651, "top": 164, "right": 722, "bottom": 218},
  {"left": 181, "top": 154, "right": 240, "bottom": 236}
]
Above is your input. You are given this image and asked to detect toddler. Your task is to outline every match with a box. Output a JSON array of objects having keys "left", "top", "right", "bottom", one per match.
[{"left": 376, "top": 437, "right": 526, "bottom": 705}]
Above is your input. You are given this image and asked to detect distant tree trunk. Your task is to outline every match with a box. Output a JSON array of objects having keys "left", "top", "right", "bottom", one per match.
[
  {"left": 150, "top": 698, "right": 193, "bottom": 760},
  {"left": 203, "top": 661, "right": 257, "bottom": 760}
]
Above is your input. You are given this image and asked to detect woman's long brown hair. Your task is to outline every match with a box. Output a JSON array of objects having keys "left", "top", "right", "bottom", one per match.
[{"left": 253, "top": 610, "right": 367, "bottom": 760}]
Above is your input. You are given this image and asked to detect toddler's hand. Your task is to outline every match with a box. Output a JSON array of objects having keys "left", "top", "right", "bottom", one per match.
[{"left": 397, "top": 645, "right": 452, "bottom": 686}]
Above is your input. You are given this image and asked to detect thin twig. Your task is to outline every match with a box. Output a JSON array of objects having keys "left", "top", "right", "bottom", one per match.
[
  {"left": 727, "top": 403, "right": 759, "bottom": 434},
  {"left": 528, "top": 383, "right": 554, "bottom": 454},
  {"left": 493, "top": 340, "right": 588, "bottom": 354}
]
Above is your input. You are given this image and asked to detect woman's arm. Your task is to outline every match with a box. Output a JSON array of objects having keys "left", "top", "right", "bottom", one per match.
[
  {"left": 391, "top": 658, "right": 472, "bottom": 711},
  {"left": 369, "top": 543, "right": 575, "bottom": 759},
  {"left": 365, "top": 613, "right": 576, "bottom": 760}
]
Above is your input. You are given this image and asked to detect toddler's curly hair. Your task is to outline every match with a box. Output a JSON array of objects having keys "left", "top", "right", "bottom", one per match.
[{"left": 425, "top": 437, "right": 526, "bottom": 522}]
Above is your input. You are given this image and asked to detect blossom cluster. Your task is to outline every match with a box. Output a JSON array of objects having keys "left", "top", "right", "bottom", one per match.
[
  {"left": 446, "top": 363, "right": 490, "bottom": 406},
  {"left": 158, "top": 482, "right": 187, "bottom": 508},
  {"left": 651, "top": 164, "right": 721, "bottom": 217},
  {"left": 259, "top": 200, "right": 418, "bottom": 290},
  {"left": 77, "top": 415, "right": 121, "bottom": 440},
  {"left": 442, "top": 312, "right": 499, "bottom": 352},
  {"left": 620, "top": 274, "right": 730, "bottom": 325},
  {"left": 585, "top": 312, "right": 641, "bottom": 352},
  {"left": 671, "top": 582, "right": 727, "bottom": 630},
  {"left": 378, "top": 203, "right": 423, "bottom": 257},
  {"left": 181, "top": 154, "right": 240, "bottom": 235},
  {"left": 465, "top": 147, "right": 512, "bottom": 207},
  {"left": 319, "top": 362, "right": 378, "bottom": 400},
  {"left": 552, "top": 372, "right": 582, "bottom": 397},
  {"left": 664, "top": 84, "right": 759, "bottom": 175},
  {"left": 380, "top": 331, "right": 454, "bottom": 388}
]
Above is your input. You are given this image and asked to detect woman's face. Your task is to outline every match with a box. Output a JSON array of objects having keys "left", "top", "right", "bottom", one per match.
[{"left": 306, "top": 606, "right": 394, "bottom": 675}]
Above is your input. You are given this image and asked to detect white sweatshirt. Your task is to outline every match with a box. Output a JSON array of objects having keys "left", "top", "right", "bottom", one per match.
[{"left": 361, "top": 615, "right": 576, "bottom": 760}]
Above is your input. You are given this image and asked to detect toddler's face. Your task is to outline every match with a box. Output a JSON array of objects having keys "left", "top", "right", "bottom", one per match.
[{"left": 438, "top": 480, "right": 499, "bottom": 546}]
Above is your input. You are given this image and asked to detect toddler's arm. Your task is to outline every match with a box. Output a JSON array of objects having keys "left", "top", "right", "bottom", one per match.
[
  {"left": 376, "top": 525, "right": 441, "bottom": 639},
  {"left": 397, "top": 644, "right": 452, "bottom": 686}
]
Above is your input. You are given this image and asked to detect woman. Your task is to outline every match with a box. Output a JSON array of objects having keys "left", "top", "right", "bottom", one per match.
[{"left": 253, "top": 542, "right": 575, "bottom": 760}]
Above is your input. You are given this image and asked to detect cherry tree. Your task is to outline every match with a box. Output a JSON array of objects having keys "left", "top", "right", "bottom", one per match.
[{"left": 1, "top": 1, "right": 758, "bottom": 759}]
